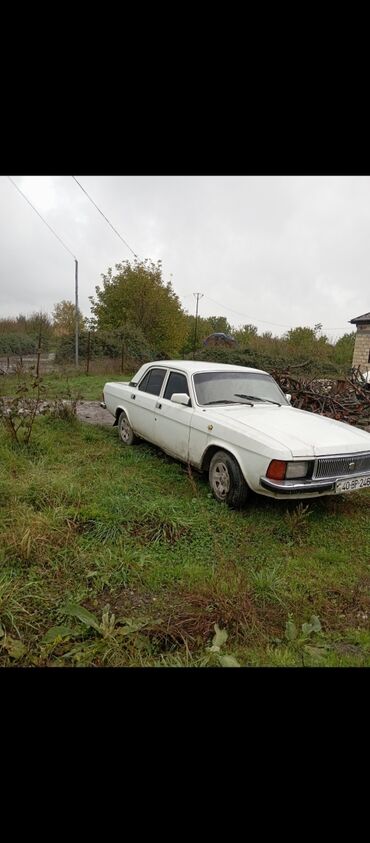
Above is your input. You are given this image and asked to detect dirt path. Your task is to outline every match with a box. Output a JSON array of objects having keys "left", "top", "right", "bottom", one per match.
[
  {"left": 76, "top": 401, "right": 113, "bottom": 426},
  {"left": 0, "top": 396, "right": 113, "bottom": 426}
]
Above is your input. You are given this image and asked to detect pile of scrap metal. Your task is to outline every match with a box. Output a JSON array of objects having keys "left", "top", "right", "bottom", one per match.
[{"left": 272, "top": 366, "right": 370, "bottom": 430}]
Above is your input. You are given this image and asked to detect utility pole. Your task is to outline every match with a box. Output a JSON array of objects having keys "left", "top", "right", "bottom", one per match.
[
  {"left": 75, "top": 259, "right": 79, "bottom": 367},
  {"left": 7, "top": 178, "right": 79, "bottom": 367},
  {"left": 193, "top": 292, "right": 204, "bottom": 357},
  {"left": 36, "top": 319, "right": 42, "bottom": 378},
  {"left": 86, "top": 330, "right": 91, "bottom": 375}
]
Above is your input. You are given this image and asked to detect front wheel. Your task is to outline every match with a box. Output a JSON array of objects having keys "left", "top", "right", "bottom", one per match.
[
  {"left": 209, "top": 450, "right": 249, "bottom": 508},
  {"left": 117, "top": 411, "right": 138, "bottom": 446}
]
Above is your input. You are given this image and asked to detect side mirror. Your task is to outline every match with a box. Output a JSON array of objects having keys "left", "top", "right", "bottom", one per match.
[
  {"left": 285, "top": 393, "right": 292, "bottom": 404},
  {"left": 171, "top": 393, "right": 191, "bottom": 406}
]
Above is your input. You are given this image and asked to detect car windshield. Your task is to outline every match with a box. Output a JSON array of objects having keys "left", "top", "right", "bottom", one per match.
[{"left": 193, "top": 371, "right": 287, "bottom": 406}]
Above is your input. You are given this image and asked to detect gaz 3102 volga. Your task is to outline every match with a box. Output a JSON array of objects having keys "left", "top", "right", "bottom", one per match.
[{"left": 102, "top": 361, "right": 370, "bottom": 507}]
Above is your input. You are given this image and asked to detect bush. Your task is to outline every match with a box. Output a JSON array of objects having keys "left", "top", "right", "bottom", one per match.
[
  {"left": 0, "top": 333, "right": 38, "bottom": 356},
  {"left": 191, "top": 347, "right": 341, "bottom": 377},
  {"left": 55, "top": 328, "right": 153, "bottom": 364}
]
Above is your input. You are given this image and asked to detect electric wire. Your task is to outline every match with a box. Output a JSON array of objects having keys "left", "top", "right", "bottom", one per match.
[
  {"left": 72, "top": 176, "right": 138, "bottom": 258},
  {"left": 7, "top": 176, "right": 77, "bottom": 260},
  {"left": 202, "top": 294, "right": 349, "bottom": 334}
]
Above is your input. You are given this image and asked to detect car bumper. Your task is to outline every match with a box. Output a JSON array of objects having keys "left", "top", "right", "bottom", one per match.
[
  {"left": 260, "top": 470, "right": 370, "bottom": 495},
  {"left": 260, "top": 477, "right": 336, "bottom": 495}
]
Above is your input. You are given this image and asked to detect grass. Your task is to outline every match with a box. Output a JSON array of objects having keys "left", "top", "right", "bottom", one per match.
[
  {"left": 0, "top": 369, "right": 131, "bottom": 401},
  {"left": 0, "top": 371, "right": 370, "bottom": 667}
]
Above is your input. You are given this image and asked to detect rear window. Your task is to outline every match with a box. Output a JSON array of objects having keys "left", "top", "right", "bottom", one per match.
[{"left": 138, "top": 368, "right": 167, "bottom": 396}]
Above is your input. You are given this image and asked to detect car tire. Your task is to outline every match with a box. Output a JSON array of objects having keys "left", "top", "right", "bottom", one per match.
[
  {"left": 209, "top": 450, "right": 249, "bottom": 508},
  {"left": 117, "top": 411, "right": 138, "bottom": 446}
]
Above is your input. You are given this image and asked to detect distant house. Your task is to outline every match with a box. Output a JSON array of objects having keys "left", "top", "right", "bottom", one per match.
[
  {"left": 349, "top": 312, "right": 370, "bottom": 371},
  {"left": 203, "top": 332, "right": 236, "bottom": 348}
]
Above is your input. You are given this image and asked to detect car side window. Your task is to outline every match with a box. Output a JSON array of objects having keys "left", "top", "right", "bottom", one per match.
[
  {"left": 138, "top": 368, "right": 167, "bottom": 396},
  {"left": 163, "top": 372, "right": 189, "bottom": 401}
]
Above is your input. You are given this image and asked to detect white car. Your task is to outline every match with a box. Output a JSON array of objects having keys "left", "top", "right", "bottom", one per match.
[{"left": 102, "top": 361, "right": 370, "bottom": 507}]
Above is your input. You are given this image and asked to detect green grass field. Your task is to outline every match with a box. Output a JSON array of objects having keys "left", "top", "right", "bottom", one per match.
[
  {"left": 0, "top": 370, "right": 129, "bottom": 401},
  {"left": 1, "top": 370, "right": 370, "bottom": 667}
]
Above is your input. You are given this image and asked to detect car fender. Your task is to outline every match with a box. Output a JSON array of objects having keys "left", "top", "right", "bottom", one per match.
[
  {"left": 200, "top": 438, "right": 263, "bottom": 489},
  {"left": 113, "top": 404, "right": 133, "bottom": 428}
]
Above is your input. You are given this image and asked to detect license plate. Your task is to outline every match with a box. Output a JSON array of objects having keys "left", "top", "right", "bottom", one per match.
[{"left": 336, "top": 475, "right": 370, "bottom": 493}]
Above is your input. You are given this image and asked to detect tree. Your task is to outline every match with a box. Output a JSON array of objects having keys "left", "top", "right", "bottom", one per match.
[
  {"left": 24, "top": 311, "right": 53, "bottom": 352},
  {"left": 52, "top": 300, "right": 86, "bottom": 336},
  {"left": 233, "top": 324, "right": 258, "bottom": 347},
  {"left": 55, "top": 323, "right": 153, "bottom": 364},
  {"left": 283, "top": 325, "right": 333, "bottom": 363},
  {"left": 333, "top": 332, "right": 356, "bottom": 369},
  {"left": 89, "top": 259, "right": 188, "bottom": 357},
  {"left": 206, "top": 316, "right": 233, "bottom": 335},
  {"left": 0, "top": 311, "right": 53, "bottom": 355}
]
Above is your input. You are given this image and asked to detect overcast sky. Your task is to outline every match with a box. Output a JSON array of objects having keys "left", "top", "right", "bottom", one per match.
[{"left": 1, "top": 175, "right": 369, "bottom": 340}]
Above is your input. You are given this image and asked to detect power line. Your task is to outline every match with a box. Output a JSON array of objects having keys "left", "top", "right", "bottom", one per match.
[
  {"left": 202, "top": 294, "right": 349, "bottom": 333},
  {"left": 203, "top": 294, "right": 301, "bottom": 329},
  {"left": 8, "top": 176, "right": 348, "bottom": 336},
  {"left": 7, "top": 176, "right": 77, "bottom": 260},
  {"left": 7, "top": 176, "right": 80, "bottom": 366},
  {"left": 72, "top": 176, "right": 138, "bottom": 259}
]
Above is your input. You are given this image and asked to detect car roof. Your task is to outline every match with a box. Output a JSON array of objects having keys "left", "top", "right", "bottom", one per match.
[{"left": 137, "top": 360, "right": 268, "bottom": 376}]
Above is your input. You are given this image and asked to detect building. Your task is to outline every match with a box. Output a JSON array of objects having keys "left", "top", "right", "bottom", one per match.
[{"left": 349, "top": 312, "right": 370, "bottom": 372}]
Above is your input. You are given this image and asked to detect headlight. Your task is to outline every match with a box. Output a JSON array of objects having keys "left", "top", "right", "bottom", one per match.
[{"left": 285, "top": 461, "right": 309, "bottom": 479}]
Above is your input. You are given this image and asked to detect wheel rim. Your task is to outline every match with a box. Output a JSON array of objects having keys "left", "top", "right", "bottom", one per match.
[
  {"left": 211, "top": 460, "right": 230, "bottom": 498},
  {"left": 119, "top": 417, "right": 131, "bottom": 442}
]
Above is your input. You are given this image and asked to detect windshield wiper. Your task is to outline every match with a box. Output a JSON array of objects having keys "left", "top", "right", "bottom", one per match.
[
  {"left": 203, "top": 399, "right": 253, "bottom": 406},
  {"left": 234, "top": 393, "right": 281, "bottom": 406}
]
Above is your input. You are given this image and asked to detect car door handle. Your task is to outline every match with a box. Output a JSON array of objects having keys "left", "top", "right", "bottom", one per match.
[
  {"left": 131, "top": 394, "right": 136, "bottom": 399},
  {"left": 155, "top": 402, "right": 162, "bottom": 409}
]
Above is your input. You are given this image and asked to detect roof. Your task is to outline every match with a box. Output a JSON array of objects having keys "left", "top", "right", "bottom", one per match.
[
  {"left": 136, "top": 360, "right": 267, "bottom": 376},
  {"left": 349, "top": 312, "right": 370, "bottom": 324}
]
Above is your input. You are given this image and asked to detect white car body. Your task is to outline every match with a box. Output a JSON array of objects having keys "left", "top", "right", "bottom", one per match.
[{"left": 103, "top": 360, "right": 370, "bottom": 501}]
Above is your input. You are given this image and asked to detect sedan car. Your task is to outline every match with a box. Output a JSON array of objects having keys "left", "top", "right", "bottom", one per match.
[{"left": 102, "top": 361, "right": 370, "bottom": 507}]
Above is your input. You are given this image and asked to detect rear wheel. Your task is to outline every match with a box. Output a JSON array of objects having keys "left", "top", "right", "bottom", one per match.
[
  {"left": 209, "top": 450, "right": 249, "bottom": 508},
  {"left": 117, "top": 411, "right": 138, "bottom": 446}
]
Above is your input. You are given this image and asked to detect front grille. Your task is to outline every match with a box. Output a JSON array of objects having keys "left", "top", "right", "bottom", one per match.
[{"left": 314, "top": 452, "right": 370, "bottom": 479}]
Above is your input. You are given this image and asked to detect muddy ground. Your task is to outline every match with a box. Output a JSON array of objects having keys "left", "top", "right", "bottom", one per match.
[{"left": 76, "top": 401, "right": 113, "bottom": 426}]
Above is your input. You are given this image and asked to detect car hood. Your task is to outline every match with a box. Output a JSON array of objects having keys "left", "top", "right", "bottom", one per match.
[{"left": 209, "top": 404, "right": 370, "bottom": 457}]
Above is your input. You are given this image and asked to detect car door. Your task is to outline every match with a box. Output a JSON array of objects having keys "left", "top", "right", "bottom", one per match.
[
  {"left": 151, "top": 370, "right": 193, "bottom": 461},
  {"left": 128, "top": 367, "right": 168, "bottom": 442}
]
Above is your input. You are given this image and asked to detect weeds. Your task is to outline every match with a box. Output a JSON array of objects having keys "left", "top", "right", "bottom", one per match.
[
  {"left": 1, "top": 399, "right": 370, "bottom": 667},
  {"left": 250, "top": 567, "right": 286, "bottom": 606},
  {"left": 0, "top": 377, "right": 45, "bottom": 444},
  {"left": 1, "top": 508, "right": 77, "bottom": 565},
  {"left": 79, "top": 518, "right": 125, "bottom": 544},
  {"left": 284, "top": 503, "right": 312, "bottom": 543},
  {"left": 283, "top": 613, "right": 326, "bottom": 664},
  {"left": 42, "top": 600, "right": 242, "bottom": 666},
  {"left": 128, "top": 511, "right": 191, "bottom": 544},
  {"left": 0, "top": 574, "right": 29, "bottom": 636},
  {"left": 47, "top": 399, "right": 77, "bottom": 422},
  {"left": 186, "top": 463, "right": 199, "bottom": 496}
]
